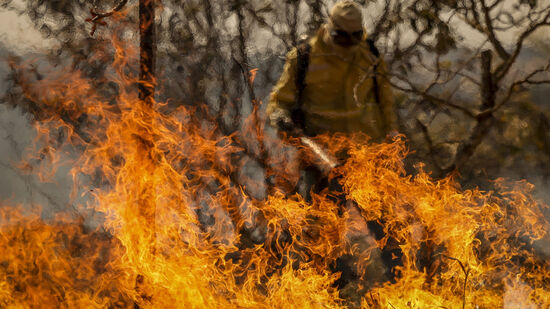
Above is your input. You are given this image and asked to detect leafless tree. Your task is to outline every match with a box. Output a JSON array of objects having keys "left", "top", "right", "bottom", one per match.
[{"left": 367, "top": 0, "right": 550, "bottom": 179}]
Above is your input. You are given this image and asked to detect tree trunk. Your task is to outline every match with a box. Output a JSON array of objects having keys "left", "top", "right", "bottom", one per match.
[
  {"left": 135, "top": 2, "right": 156, "bottom": 306},
  {"left": 450, "top": 50, "right": 497, "bottom": 173},
  {"left": 139, "top": 0, "right": 155, "bottom": 104}
]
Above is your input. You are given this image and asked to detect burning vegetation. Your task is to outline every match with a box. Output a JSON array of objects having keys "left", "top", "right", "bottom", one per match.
[
  {"left": 1, "top": 31, "right": 549, "bottom": 308},
  {"left": 1, "top": 1, "right": 550, "bottom": 308}
]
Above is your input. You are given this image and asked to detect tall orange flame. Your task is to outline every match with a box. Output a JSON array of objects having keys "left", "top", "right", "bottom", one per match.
[{"left": 1, "top": 32, "right": 549, "bottom": 308}]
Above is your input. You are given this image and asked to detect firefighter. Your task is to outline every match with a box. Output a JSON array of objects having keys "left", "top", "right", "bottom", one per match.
[
  {"left": 266, "top": 0, "right": 401, "bottom": 295},
  {"left": 267, "top": 0, "right": 398, "bottom": 140},
  {"left": 267, "top": 0, "right": 400, "bottom": 202}
]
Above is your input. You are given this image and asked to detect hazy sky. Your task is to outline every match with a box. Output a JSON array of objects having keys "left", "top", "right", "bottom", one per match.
[
  {"left": 0, "top": 6, "right": 66, "bottom": 216},
  {"left": 0, "top": 9, "right": 47, "bottom": 53}
]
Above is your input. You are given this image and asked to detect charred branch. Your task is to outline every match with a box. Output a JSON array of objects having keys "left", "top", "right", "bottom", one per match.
[
  {"left": 86, "top": 0, "right": 129, "bottom": 36},
  {"left": 480, "top": 50, "right": 496, "bottom": 111}
]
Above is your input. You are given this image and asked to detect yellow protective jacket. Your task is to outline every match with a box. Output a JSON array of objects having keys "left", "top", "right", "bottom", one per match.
[{"left": 267, "top": 26, "right": 397, "bottom": 140}]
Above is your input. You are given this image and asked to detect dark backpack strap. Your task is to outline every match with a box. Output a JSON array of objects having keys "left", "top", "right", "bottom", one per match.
[
  {"left": 366, "top": 38, "right": 381, "bottom": 105},
  {"left": 292, "top": 42, "right": 311, "bottom": 130}
]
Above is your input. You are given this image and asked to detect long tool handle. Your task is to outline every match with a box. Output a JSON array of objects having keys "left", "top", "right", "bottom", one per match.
[
  {"left": 286, "top": 126, "right": 341, "bottom": 176},
  {"left": 299, "top": 136, "right": 340, "bottom": 175}
]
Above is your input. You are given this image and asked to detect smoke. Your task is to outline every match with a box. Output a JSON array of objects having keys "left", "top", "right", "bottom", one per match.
[
  {"left": 0, "top": 104, "right": 79, "bottom": 218},
  {"left": 0, "top": 43, "right": 98, "bottom": 224},
  {"left": 0, "top": 5, "right": 65, "bottom": 217}
]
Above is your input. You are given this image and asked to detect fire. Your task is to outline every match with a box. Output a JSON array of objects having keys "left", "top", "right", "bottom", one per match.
[{"left": 2, "top": 31, "right": 549, "bottom": 308}]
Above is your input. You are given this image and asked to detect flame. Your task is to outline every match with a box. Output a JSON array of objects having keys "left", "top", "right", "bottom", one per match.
[
  {"left": 249, "top": 68, "right": 259, "bottom": 85},
  {"left": 1, "top": 31, "right": 549, "bottom": 309}
]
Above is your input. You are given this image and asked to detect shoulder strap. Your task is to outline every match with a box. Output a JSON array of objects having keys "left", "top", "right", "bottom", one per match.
[
  {"left": 292, "top": 42, "right": 311, "bottom": 129},
  {"left": 366, "top": 38, "right": 380, "bottom": 58},
  {"left": 366, "top": 38, "right": 381, "bottom": 105}
]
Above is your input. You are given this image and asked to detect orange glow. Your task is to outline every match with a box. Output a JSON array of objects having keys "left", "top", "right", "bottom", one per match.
[
  {"left": 1, "top": 32, "right": 549, "bottom": 308},
  {"left": 249, "top": 68, "right": 259, "bottom": 85}
]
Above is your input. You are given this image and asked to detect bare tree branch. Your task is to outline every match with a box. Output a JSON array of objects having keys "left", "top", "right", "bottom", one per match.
[
  {"left": 86, "top": 0, "right": 129, "bottom": 36},
  {"left": 493, "top": 61, "right": 550, "bottom": 113},
  {"left": 480, "top": 0, "right": 510, "bottom": 60},
  {"left": 387, "top": 73, "right": 478, "bottom": 119},
  {"left": 496, "top": 9, "right": 550, "bottom": 81}
]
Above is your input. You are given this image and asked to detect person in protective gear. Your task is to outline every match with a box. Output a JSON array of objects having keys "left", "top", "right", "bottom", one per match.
[
  {"left": 267, "top": 0, "right": 398, "bottom": 141},
  {"left": 266, "top": 0, "right": 402, "bottom": 295}
]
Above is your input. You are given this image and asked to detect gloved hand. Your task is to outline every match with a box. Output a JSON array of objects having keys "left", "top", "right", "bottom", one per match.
[
  {"left": 269, "top": 109, "right": 294, "bottom": 132},
  {"left": 385, "top": 130, "right": 400, "bottom": 141}
]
